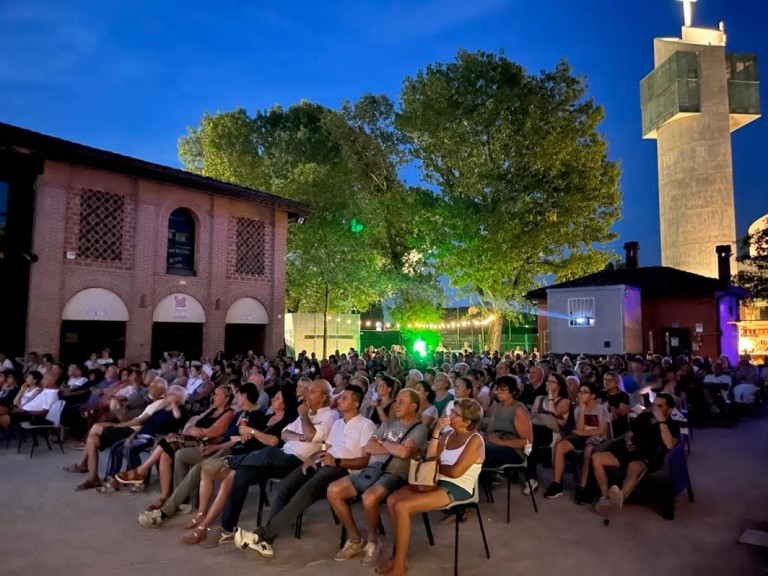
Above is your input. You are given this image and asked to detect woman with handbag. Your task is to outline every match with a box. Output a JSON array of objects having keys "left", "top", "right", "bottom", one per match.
[
  {"left": 113, "top": 386, "right": 235, "bottom": 508},
  {"left": 379, "top": 398, "right": 485, "bottom": 576}
]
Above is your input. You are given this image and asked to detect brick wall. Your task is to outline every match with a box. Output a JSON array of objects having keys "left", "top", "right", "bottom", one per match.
[{"left": 26, "top": 161, "right": 290, "bottom": 361}]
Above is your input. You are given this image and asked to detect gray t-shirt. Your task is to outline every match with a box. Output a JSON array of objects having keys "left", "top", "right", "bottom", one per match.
[{"left": 371, "top": 419, "right": 429, "bottom": 479}]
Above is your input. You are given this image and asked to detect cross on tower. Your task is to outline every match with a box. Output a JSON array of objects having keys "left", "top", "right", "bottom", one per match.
[{"left": 677, "top": 0, "right": 698, "bottom": 27}]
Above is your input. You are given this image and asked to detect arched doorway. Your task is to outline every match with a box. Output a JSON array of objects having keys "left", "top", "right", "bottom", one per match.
[
  {"left": 152, "top": 293, "right": 206, "bottom": 363},
  {"left": 225, "top": 297, "right": 268, "bottom": 356},
  {"left": 60, "top": 288, "right": 129, "bottom": 365}
]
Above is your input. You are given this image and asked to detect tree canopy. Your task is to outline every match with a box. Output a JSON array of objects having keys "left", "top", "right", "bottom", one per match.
[
  {"left": 735, "top": 224, "right": 768, "bottom": 300},
  {"left": 178, "top": 49, "right": 622, "bottom": 352},
  {"left": 397, "top": 50, "right": 622, "bottom": 348}
]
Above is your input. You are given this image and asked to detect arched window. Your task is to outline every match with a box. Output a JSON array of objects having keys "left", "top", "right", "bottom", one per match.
[{"left": 167, "top": 208, "right": 196, "bottom": 275}]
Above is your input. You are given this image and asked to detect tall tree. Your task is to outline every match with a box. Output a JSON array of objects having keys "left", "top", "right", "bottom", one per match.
[
  {"left": 178, "top": 100, "right": 438, "bottom": 355},
  {"left": 397, "top": 49, "right": 622, "bottom": 351}
]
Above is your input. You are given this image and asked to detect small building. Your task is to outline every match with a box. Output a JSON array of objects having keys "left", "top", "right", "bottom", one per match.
[
  {"left": 0, "top": 122, "right": 307, "bottom": 364},
  {"left": 526, "top": 242, "right": 746, "bottom": 359}
]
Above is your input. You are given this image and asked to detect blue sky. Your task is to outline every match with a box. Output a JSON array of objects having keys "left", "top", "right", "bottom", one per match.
[{"left": 1, "top": 0, "right": 766, "bottom": 267}]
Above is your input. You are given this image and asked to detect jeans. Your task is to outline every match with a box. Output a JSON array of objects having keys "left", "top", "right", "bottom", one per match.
[
  {"left": 106, "top": 435, "right": 153, "bottom": 478},
  {"left": 261, "top": 465, "right": 348, "bottom": 542},
  {"left": 219, "top": 447, "right": 301, "bottom": 532}
]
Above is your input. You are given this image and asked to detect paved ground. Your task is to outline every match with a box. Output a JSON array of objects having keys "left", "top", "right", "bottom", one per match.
[{"left": 2, "top": 411, "right": 767, "bottom": 576}]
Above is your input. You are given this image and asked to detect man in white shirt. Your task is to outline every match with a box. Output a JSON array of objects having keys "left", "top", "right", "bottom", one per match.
[
  {"left": 206, "top": 380, "right": 339, "bottom": 546},
  {"left": 703, "top": 361, "right": 733, "bottom": 414},
  {"left": 0, "top": 374, "right": 59, "bottom": 427},
  {"left": 0, "top": 352, "right": 14, "bottom": 372},
  {"left": 185, "top": 365, "right": 204, "bottom": 396},
  {"left": 234, "top": 384, "right": 375, "bottom": 558}
]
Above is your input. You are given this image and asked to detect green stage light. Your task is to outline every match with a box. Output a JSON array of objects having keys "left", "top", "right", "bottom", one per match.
[{"left": 413, "top": 338, "right": 427, "bottom": 358}]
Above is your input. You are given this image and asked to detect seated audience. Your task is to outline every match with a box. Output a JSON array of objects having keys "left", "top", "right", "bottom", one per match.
[{"left": 527, "top": 373, "right": 570, "bottom": 491}]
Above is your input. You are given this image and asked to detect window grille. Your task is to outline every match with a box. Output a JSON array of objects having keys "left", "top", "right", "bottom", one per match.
[
  {"left": 78, "top": 189, "right": 124, "bottom": 261},
  {"left": 568, "top": 297, "right": 595, "bottom": 327},
  {"left": 235, "top": 218, "right": 265, "bottom": 275}
]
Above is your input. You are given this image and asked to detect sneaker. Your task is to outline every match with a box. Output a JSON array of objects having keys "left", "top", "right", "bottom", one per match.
[
  {"left": 250, "top": 540, "right": 274, "bottom": 558},
  {"left": 574, "top": 486, "right": 590, "bottom": 505},
  {"left": 543, "top": 481, "right": 563, "bottom": 499},
  {"left": 199, "top": 527, "right": 235, "bottom": 549},
  {"left": 234, "top": 526, "right": 261, "bottom": 550},
  {"left": 137, "top": 509, "right": 163, "bottom": 528},
  {"left": 595, "top": 496, "right": 620, "bottom": 518},
  {"left": 334, "top": 538, "right": 366, "bottom": 561},
  {"left": 362, "top": 540, "right": 383, "bottom": 567},
  {"left": 608, "top": 485, "right": 624, "bottom": 511},
  {"left": 178, "top": 503, "right": 193, "bottom": 514},
  {"left": 522, "top": 479, "right": 539, "bottom": 496}
]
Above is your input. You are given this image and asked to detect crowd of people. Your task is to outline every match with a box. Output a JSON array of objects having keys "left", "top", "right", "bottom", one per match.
[{"left": 1, "top": 344, "right": 766, "bottom": 574}]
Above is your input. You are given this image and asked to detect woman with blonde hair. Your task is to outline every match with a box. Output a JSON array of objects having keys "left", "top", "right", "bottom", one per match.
[{"left": 379, "top": 398, "right": 485, "bottom": 575}]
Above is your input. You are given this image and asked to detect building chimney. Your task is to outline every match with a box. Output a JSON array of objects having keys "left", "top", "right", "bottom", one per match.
[
  {"left": 715, "top": 245, "right": 732, "bottom": 284},
  {"left": 623, "top": 241, "right": 640, "bottom": 271}
]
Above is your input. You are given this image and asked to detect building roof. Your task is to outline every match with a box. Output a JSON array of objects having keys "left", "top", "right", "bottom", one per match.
[
  {"left": 525, "top": 266, "right": 749, "bottom": 301},
  {"left": 0, "top": 122, "right": 308, "bottom": 219}
]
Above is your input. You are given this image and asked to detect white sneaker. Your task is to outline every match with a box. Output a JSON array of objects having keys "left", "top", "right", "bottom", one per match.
[
  {"left": 608, "top": 485, "right": 624, "bottom": 510},
  {"left": 251, "top": 540, "right": 274, "bottom": 558},
  {"left": 522, "top": 479, "right": 539, "bottom": 496},
  {"left": 178, "top": 503, "right": 193, "bottom": 514},
  {"left": 137, "top": 509, "right": 163, "bottom": 528},
  {"left": 334, "top": 538, "right": 366, "bottom": 561},
  {"left": 362, "top": 540, "right": 383, "bottom": 567},
  {"left": 234, "top": 526, "right": 260, "bottom": 550}
]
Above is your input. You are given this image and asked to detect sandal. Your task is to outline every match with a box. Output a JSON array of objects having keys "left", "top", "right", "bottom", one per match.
[
  {"left": 115, "top": 468, "right": 146, "bottom": 484},
  {"left": 146, "top": 498, "right": 167, "bottom": 511},
  {"left": 181, "top": 526, "right": 209, "bottom": 545},
  {"left": 183, "top": 512, "right": 205, "bottom": 530},
  {"left": 97, "top": 478, "right": 120, "bottom": 493},
  {"left": 375, "top": 558, "right": 395, "bottom": 574},
  {"left": 63, "top": 463, "right": 88, "bottom": 473},
  {"left": 75, "top": 477, "right": 102, "bottom": 491}
]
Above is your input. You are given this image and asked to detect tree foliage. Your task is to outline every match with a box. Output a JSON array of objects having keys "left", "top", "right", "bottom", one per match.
[
  {"left": 735, "top": 225, "right": 768, "bottom": 300},
  {"left": 397, "top": 49, "right": 622, "bottom": 349}
]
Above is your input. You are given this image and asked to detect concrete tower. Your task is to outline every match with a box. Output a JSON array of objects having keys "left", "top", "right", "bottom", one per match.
[{"left": 640, "top": 1, "right": 760, "bottom": 278}]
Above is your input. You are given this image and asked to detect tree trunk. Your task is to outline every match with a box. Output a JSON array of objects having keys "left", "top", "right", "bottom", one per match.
[
  {"left": 488, "top": 314, "right": 503, "bottom": 353},
  {"left": 322, "top": 283, "right": 329, "bottom": 360}
]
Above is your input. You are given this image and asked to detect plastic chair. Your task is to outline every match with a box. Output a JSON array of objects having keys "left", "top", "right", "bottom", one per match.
[
  {"left": 17, "top": 400, "right": 66, "bottom": 458},
  {"left": 482, "top": 460, "right": 539, "bottom": 522},
  {"left": 423, "top": 480, "right": 491, "bottom": 576}
]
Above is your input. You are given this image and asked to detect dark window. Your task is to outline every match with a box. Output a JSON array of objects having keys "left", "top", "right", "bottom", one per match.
[
  {"left": 167, "top": 208, "right": 196, "bottom": 275},
  {"left": 0, "top": 181, "right": 7, "bottom": 260},
  {"left": 78, "top": 189, "right": 124, "bottom": 261}
]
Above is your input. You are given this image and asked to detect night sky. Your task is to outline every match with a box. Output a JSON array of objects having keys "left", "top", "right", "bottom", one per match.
[{"left": 2, "top": 0, "right": 766, "bottom": 267}]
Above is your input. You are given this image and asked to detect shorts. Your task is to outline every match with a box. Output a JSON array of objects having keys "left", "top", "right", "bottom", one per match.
[
  {"left": 606, "top": 440, "right": 648, "bottom": 469},
  {"left": 438, "top": 480, "right": 472, "bottom": 503},
  {"left": 99, "top": 426, "right": 134, "bottom": 451},
  {"left": 565, "top": 434, "right": 606, "bottom": 450},
  {"left": 349, "top": 470, "right": 405, "bottom": 495}
]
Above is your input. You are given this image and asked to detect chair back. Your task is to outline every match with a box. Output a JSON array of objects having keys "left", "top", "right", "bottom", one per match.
[
  {"left": 46, "top": 399, "right": 66, "bottom": 427},
  {"left": 443, "top": 478, "right": 481, "bottom": 510}
]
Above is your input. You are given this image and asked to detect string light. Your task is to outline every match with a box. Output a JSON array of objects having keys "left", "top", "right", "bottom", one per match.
[{"left": 357, "top": 314, "right": 496, "bottom": 330}]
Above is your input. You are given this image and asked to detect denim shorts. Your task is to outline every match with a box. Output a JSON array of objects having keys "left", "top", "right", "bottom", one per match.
[{"left": 438, "top": 480, "right": 472, "bottom": 503}]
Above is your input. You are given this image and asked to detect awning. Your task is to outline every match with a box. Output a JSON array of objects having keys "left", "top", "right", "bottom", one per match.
[
  {"left": 226, "top": 297, "right": 269, "bottom": 324},
  {"left": 62, "top": 288, "right": 130, "bottom": 321},
  {"left": 153, "top": 293, "right": 206, "bottom": 323}
]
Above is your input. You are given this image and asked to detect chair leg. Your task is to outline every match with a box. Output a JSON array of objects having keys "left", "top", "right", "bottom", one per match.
[
  {"left": 17, "top": 428, "right": 25, "bottom": 454},
  {"left": 57, "top": 428, "right": 65, "bottom": 454},
  {"left": 474, "top": 504, "right": 491, "bottom": 559},
  {"left": 453, "top": 510, "right": 460, "bottom": 576},
  {"left": 30, "top": 431, "right": 39, "bottom": 458},
  {"left": 526, "top": 479, "right": 539, "bottom": 513},
  {"left": 687, "top": 483, "right": 695, "bottom": 503},
  {"left": 422, "top": 512, "right": 434, "bottom": 546},
  {"left": 44, "top": 430, "right": 52, "bottom": 451},
  {"left": 294, "top": 513, "right": 303, "bottom": 539},
  {"left": 506, "top": 475, "right": 511, "bottom": 523}
]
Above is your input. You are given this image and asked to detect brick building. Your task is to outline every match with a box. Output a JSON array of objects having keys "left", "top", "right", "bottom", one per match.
[
  {"left": 0, "top": 122, "right": 306, "bottom": 364},
  {"left": 526, "top": 242, "right": 747, "bottom": 360}
]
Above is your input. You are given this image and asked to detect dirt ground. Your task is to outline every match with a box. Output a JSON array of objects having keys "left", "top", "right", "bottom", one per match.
[{"left": 2, "top": 412, "right": 767, "bottom": 576}]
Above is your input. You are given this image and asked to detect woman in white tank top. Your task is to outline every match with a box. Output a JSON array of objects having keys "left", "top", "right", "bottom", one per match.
[{"left": 380, "top": 399, "right": 485, "bottom": 576}]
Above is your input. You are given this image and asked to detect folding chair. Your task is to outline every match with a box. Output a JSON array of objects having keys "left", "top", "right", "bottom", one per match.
[
  {"left": 17, "top": 400, "right": 66, "bottom": 458},
  {"left": 423, "top": 480, "right": 491, "bottom": 576},
  {"left": 482, "top": 460, "right": 539, "bottom": 522}
]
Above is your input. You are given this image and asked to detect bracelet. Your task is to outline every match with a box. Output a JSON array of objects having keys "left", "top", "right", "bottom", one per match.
[{"left": 431, "top": 435, "right": 440, "bottom": 440}]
